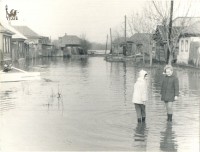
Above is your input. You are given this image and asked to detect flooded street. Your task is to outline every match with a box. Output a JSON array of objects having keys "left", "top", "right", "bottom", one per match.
[{"left": 0, "top": 57, "right": 199, "bottom": 151}]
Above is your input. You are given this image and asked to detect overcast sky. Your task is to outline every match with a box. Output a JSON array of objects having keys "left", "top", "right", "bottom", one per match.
[{"left": 0, "top": 0, "right": 200, "bottom": 43}]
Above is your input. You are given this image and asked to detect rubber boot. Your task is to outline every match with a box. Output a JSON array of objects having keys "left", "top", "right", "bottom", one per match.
[
  {"left": 168, "top": 114, "right": 172, "bottom": 122},
  {"left": 142, "top": 117, "right": 146, "bottom": 123},
  {"left": 167, "top": 114, "right": 170, "bottom": 121},
  {"left": 138, "top": 118, "right": 142, "bottom": 123}
]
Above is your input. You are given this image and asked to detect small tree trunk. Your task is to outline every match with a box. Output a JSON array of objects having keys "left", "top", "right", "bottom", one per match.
[
  {"left": 143, "top": 49, "right": 145, "bottom": 64},
  {"left": 168, "top": 53, "right": 173, "bottom": 65},
  {"left": 135, "top": 48, "right": 137, "bottom": 62},
  {"left": 150, "top": 46, "right": 152, "bottom": 67}
]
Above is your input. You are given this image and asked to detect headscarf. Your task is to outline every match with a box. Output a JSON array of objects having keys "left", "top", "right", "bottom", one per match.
[{"left": 138, "top": 69, "right": 148, "bottom": 79}]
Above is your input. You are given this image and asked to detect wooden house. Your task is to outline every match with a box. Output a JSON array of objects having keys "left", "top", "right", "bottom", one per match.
[
  {"left": 10, "top": 26, "right": 27, "bottom": 62},
  {"left": 51, "top": 40, "right": 63, "bottom": 57},
  {"left": 130, "top": 33, "right": 152, "bottom": 56},
  {"left": 12, "top": 35, "right": 28, "bottom": 61},
  {"left": 177, "top": 21, "right": 200, "bottom": 67},
  {"left": 0, "top": 21, "right": 28, "bottom": 65},
  {"left": 153, "top": 17, "right": 200, "bottom": 63},
  {"left": 58, "top": 34, "right": 82, "bottom": 57},
  {"left": 112, "top": 37, "right": 133, "bottom": 55},
  {"left": 13, "top": 26, "right": 43, "bottom": 59},
  {"left": 39, "top": 36, "right": 53, "bottom": 57}
]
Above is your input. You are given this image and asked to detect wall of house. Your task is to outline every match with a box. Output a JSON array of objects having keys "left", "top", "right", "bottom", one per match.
[
  {"left": 126, "top": 43, "right": 133, "bottom": 55},
  {"left": 155, "top": 43, "right": 167, "bottom": 62},
  {"left": 113, "top": 43, "right": 135, "bottom": 55},
  {"left": 113, "top": 44, "right": 123, "bottom": 54},
  {"left": 177, "top": 37, "right": 190, "bottom": 64},
  {"left": 131, "top": 44, "right": 136, "bottom": 55},
  {"left": 24, "top": 43, "right": 29, "bottom": 59},
  {"left": 189, "top": 37, "right": 200, "bottom": 67},
  {"left": 11, "top": 41, "right": 19, "bottom": 61},
  {"left": 28, "top": 43, "right": 41, "bottom": 59},
  {"left": 63, "top": 47, "right": 72, "bottom": 57},
  {"left": 71, "top": 47, "right": 80, "bottom": 55},
  {"left": 11, "top": 40, "right": 26, "bottom": 61},
  {"left": 0, "top": 34, "right": 3, "bottom": 62},
  {"left": 0, "top": 34, "right": 12, "bottom": 63},
  {"left": 19, "top": 41, "right": 25, "bottom": 58},
  {"left": 41, "top": 45, "right": 53, "bottom": 57},
  {"left": 62, "top": 46, "right": 83, "bottom": 56},
  {"left": 51, "top": 48, "right": 63, "bottom": 57},
  {"left": 177, "top": 37, "right": 200, "bottom": 65}
]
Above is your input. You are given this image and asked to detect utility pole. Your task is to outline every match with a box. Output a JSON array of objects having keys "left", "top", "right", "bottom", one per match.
[
  {"left": 167, "top": 0, "right": 174, "bottom": 64},
  {"left": 105, "top": 34, "right": 108, "bottom": 55},
  {"left": 124, "top": 15, "right": 127, "bottom": 56},
  {"left": 110, "top": 28, "right": 113, "bottom": 54}
]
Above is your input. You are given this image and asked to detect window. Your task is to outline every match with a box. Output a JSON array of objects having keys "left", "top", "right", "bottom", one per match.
[
  {"left": 19, "top": 42, "right": 24, "bottom": 57},
  {"left": 181, "top": 40, "right": 184, "bottom": 52},
  {"left": 8, "top": 38, "right": 10, "bottom": 53},
  {"left": 185, "top": 40, "right": 188, "bottom": 52},
  {"left": 3, "top": 38, "right": 6, "bottom": 53},
  {"left": 3, "top": 36, "right": 11, "bottom": 53}
]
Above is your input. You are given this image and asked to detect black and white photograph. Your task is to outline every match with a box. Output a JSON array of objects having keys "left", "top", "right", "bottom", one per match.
[{"left": 0, "top": 0, "right": 200, "bottom": 151}]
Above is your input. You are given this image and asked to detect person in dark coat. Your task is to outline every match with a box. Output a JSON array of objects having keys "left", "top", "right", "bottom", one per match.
[{"left": 161, "top": 65, "right": 179, "bottom": 122}]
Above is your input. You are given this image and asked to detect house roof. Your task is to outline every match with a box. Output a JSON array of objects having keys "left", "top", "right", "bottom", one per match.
[
  {"left": 59, "top": 34, "right": 81, "bottom": 47},
  {"left": 0, "top": 23, "right": 14, "bottom": 35},
  {"left": 181, "top": 21, "right": 200, "bottom": 37},
  {"left": 130, "top": 33, "right": 152, "bottom": 44},
  {"left": 112, "top": 37, "right": 132, "bottom": 45},
  {"left": 13, "top": 26, "right": 41, "bottom": 38},
  {"left": 173, "top": 17, "right": 200, "bottom": 27},
  {"left": 0, "top": 21, "right": 27, "bottom": 39}
]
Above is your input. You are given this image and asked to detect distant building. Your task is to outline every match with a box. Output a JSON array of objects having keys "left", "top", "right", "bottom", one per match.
[
  {"left": 112, "top": 37, "right": 133, "bottom": 55},
  {"left": 130, "top": 33, "right": 152, "bottom": 56},
  {"left": 13, "top": 26, "right": 41, "bottom": 58},
  {"left": 13, "top": 26, "right": 52, "bottom": 58},
  {"left": 58, "top": 34, "right": 82, "bottom": 57},
  {"left": 39, "top": 36, "right": 53, "bottom": 57},
  {"left": 10, "top": 27, "right": 27, "bottom": 62}
]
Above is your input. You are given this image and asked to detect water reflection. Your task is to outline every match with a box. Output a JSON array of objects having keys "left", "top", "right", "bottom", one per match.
[
  {"left": 0, "top": 57, "right": 199, "bottom": 151},
  {"left": 123, "top": 62, "right": 127, "bottom": 106},
  {"left": 160, "top": 123, "right": 178, "bottom": 152},
  {"left": 133, "top": 123, "right": 148, "bottom": 151},
  {"left": 44, "top": 86, "right": 64, "bottom": 115},
  {"left": 0, "top": 90, "right": 16, "bottom": 114}
]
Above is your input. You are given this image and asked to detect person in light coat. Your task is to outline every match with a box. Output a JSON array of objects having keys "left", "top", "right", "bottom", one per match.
[{"left": 132, "top": 69, "right": 148, "bottom": 123}]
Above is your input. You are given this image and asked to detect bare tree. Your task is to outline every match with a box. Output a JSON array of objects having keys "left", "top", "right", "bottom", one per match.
[
  {"left": 128, "top": 11, "right": 156, "bottom": 34},
  {"left": 80, "top": 34, "right": 91, "bottom": 55},
  {"left": 128, "top": 11, "right": 155, "bottom": 66},
  {"left": 112, "top": 30, "right": 123, "bottom": 55}
]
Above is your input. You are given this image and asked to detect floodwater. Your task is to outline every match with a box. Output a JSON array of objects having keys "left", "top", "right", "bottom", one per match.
[{"left": 0, "top": 57, "right": 199, "bottom": 151}]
